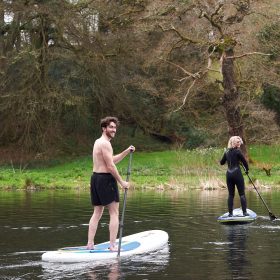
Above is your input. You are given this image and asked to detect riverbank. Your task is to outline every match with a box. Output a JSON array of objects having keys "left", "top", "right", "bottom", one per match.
[{"left": 0, "top": 145, "right": 279, "bottom": 190}]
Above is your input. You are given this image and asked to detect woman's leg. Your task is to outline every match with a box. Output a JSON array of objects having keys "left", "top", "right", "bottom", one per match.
[
  {"left": 226, "top": 175, "right": 235, "bottom": 215},
  {"left": 236, "top": 175, "right": 248, "bottom": 215}
]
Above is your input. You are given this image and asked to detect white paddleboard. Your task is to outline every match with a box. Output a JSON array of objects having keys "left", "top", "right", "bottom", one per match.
[
  {"left": 42, "top": 230, "right": 168, "bottom": 263},
  {"left": 217, "top": 208, "right": 257, "bottom": 224}
]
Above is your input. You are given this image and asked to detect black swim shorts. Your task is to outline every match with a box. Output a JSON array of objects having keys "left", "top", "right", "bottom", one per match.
[{"left": 90, "top": 173, "right": 119, "bottom": 206}]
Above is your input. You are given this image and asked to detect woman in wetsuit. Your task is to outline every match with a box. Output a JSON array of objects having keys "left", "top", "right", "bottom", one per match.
[{"left": 220, "top": 136, "right": 249, "bottom": 217}]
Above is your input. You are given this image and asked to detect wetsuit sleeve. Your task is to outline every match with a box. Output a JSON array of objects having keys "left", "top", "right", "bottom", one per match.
[
  {"left": 220, "top": 152, "right": 227, "bottom": 165},
  {"left": 237, "top": 150, "right": 249, "bottom": 172}
]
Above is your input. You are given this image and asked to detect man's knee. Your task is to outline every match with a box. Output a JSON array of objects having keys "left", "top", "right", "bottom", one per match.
[
  {"left": 110, "top": 209, "right": 119, "bottom": 218},
  {"left": 92, "top": 206, "right": 104, "bottom": 219}
]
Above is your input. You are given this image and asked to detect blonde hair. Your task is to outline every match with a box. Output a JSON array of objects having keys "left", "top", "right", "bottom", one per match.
[{"left": 227, "top": 136, "right": 243, "bottom": 148}]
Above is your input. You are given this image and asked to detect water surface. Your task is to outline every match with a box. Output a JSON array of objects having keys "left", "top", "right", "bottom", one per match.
[{"left": 0, "top": 189, "right": 280, "bottom": 279}]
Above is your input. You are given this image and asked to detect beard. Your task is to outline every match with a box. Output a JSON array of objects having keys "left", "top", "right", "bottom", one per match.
[{"left": 106, "top": 131, "right": 115, "bottom": 139}]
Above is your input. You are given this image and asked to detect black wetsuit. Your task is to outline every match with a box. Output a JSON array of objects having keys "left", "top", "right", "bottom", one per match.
[{"left": 220, "top": 148, "right": 249, "bottom": 215}]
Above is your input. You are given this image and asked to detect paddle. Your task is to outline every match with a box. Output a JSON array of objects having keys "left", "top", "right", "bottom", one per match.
[
  {"left": 118, "top": 149, "right": 133, "bottom": 257},
  {"left": 242, "top": 164, "right": 277, "bottom": 221}
]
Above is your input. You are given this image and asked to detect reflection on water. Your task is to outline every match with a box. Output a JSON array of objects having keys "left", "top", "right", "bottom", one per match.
[
  {"left": 224, "top": 225, "right": 252, "bottom": 280},
  {"left": 0, "top": 189, "right": 280, "bottom": 279},
  {"left": 87, "top": 261, "right": 121, "bottom": 280}
]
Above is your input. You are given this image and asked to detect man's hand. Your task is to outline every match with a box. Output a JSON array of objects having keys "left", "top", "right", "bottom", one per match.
[
  {"left": 127, "top": 145, "right": 135, "bottom": 153},
  {"left": 120, "top": 180, "right": 130, "bottom": 189}
]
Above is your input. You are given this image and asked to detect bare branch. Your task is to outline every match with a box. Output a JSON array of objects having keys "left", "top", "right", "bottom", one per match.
[
  {"left": 158, "top": 57, "right": 198, "bottom": 78},
  {"left": 158, "top": 24, "right": 203, "bottom": 45},
  {"left": 212, "top": 3, "right": 223, "bottom": 19},
  {"left": 117, "top": 8, "right": 145, "bottom": 18},
  {"left": 173, "top": 79, "right": 197, "bottom": 113},
  {"left": 198, "top": 8, "right": 223, "bottom": 36},
  {"left": 166, "top": 39, "right": 185, "bottom": 56},
  {"left": 159, "top": 41, "right": 220, "bottom": 112},
  {"left": 226, "top": 52, "right": 273, "bottom": 59}
]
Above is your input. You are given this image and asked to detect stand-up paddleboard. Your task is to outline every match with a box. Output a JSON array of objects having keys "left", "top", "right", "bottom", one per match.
[
  {"left": 217, "top": 208, "right": 257, "bottom": 224},
  {"left": 42, "top": 230, "right": 168, "bottom": 263}
]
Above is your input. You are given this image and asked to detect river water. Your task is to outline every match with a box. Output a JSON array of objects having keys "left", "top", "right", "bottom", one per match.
[{"left": 0, "top": 189, "right": 280, "bottom": 280}]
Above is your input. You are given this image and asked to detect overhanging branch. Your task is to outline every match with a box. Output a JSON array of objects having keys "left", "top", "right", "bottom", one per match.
[
  {"left": 226, "top": 51, "right": 272, "bottom": 59},
  {"left": 158, "top": 24, "right": 203, "bottom": 45},
  {"left": 173, "top": 79, "right": 197, "bottom": 113}
]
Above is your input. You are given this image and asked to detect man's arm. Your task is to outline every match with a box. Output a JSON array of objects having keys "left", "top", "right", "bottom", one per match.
[
  {"left": 102, "top": 142, "right": 129, "bottom": 188},
  {"left": 113, "top": 145, "right": 135, "bottom": 164}
]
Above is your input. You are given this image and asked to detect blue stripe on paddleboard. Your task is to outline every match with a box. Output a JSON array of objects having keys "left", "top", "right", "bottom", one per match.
[{"left": 59, "top": 241, "right": 141, "bottom": 253}]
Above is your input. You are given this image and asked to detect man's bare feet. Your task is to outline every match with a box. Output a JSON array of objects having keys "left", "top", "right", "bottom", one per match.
[
  {"left": 86, "top": 243, "right": 94, "bottom": 250},
  {"left": 109, "top": 245, "right": 119, "bottom": 252}
]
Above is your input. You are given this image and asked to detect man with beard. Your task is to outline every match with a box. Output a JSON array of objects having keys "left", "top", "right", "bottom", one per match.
[{"left": 87, "top": 116, "right": 135, "bottom": 251}]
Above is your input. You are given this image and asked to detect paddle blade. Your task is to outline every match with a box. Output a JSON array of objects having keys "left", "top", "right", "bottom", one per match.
[{"left": 269, "top": 212, "right": 277, "bottom": 221}]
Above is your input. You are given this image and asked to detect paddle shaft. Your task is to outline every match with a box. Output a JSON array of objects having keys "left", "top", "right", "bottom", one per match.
[
  {"left": 118, "top": 151, "right": 133, "bottom": 257},
  {"left": 241, "top": 164, "right": 277, "bottom": 220}
]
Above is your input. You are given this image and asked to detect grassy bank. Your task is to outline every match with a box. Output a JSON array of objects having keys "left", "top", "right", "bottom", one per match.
[{"left": 0, "top": 145, "right": 280, "bottom": 190}]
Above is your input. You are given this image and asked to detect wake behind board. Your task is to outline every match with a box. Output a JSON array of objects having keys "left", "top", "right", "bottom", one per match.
[
  {"left": 42, "top": 230, "right": 168, "bottom": 263},
  {"left": 217, "top": 208, "right": 257, "bottom": 224}
]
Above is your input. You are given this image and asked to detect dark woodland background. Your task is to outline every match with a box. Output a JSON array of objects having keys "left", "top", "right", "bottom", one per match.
[{"left": 0, "top": 0, "right": 279, "bottom": 162}]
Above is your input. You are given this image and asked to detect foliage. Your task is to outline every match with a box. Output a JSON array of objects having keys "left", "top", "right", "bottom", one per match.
[
  {"left": 258, "top": 21, "right": 280, "bottom": 59},
  {"left": 261, "top": 83, "right": 280, "bottom": 123},
  {"left": 0, "top": 0, "right": 280, "bottom": 159},
  {"left": 0, "top": 145, "right": 280, "bottom": 190}
]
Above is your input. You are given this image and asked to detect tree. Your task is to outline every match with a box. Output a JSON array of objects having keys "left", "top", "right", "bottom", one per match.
[
  {"left": 145, "top": 0, "right": 278, "bottom": 156},
  {"left": 0, "top": 0, "right": 279, "bottom": 159},
  {"left": 0, "top": 0, "right": 108, "bottom": 150}
]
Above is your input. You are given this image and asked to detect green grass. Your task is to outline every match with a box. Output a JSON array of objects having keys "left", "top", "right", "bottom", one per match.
[{"left": 0, "top": 145, "right": 280, "bottom": 190}]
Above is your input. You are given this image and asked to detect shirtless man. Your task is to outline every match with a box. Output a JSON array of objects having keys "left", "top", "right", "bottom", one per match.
[{"left": 87, "top": 116, "right": 135, "bottom": 251}]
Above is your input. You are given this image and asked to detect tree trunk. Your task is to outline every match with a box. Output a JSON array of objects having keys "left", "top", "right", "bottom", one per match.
[
  {"left": 222, "top": 49, "right": 248, "bottom": 158},
  {"left": 0, "top": 0, "right": 6, "bottom": 69}
]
